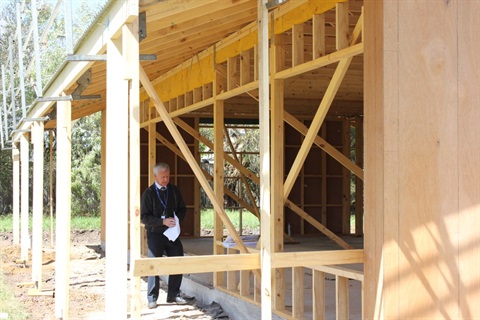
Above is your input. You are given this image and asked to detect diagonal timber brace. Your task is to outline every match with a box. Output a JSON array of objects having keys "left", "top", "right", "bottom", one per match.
[{"left": 139, "top": 65, "right": 261, "bottom": 279}]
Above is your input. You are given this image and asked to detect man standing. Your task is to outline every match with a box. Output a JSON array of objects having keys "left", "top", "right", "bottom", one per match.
[{"left": 141, "top": 162, "right": 188, "bottom": 309}]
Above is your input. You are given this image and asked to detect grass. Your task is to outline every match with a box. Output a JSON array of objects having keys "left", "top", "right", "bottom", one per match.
[
  {"left": 0, "top": 210, "right": 260, "bottom": 233},
  {"left": 201, "top": 209, "right": 260, "bottom": 230},
  {"left": 0, "top": 214, "right": 100, "bottom": 232},
  {"left": 0, "top": 273, "right": 29, "bottom": 320}
]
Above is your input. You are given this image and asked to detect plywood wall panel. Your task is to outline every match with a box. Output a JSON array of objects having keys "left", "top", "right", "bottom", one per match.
[
  {"left": 397, "top": 2, "right": 459, "bottom": 318},
  {"left": 365, "top": 0, "right": 480, "bottom": 318},
  {"left": 303, "top": 177, "right": 322, "bottom": 203},
  {"left": 457, "top": 2, "right": 480, "bottom": 318}
]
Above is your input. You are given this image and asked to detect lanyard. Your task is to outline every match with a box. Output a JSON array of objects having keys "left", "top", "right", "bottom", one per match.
[{"left": 155, "top": 186, "right": 168, "bottom": 210}]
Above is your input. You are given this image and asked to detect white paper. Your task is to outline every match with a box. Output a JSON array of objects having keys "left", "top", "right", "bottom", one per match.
[{"left": 163, "top": 214, "right": 181, "bottom": 241}]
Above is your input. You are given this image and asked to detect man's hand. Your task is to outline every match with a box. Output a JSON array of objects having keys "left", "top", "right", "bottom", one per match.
[{"left": 163, "top": 217, "right": 176, "bottom": 228}]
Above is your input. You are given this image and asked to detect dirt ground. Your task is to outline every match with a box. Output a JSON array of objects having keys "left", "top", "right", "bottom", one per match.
[{"left": 0, "top": 230, "right": 229, "bottom": 320}]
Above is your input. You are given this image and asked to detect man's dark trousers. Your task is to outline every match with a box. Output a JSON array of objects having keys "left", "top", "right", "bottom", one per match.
[{"left": 147, "top": 231, "right": 184, "bottom": 302}]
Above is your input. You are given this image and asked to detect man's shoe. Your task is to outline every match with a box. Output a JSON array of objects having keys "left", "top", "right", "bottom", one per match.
[
  {"left": 166, "top": 296, "right": 187, "bottom": 305},
  {"left": 147, "top": 301, "right": 157, "bottom": 309}
]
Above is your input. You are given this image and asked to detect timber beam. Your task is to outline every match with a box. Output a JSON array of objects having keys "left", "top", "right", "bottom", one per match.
[
  {"left": 133, "top": 254, "right": 260, "bottom": 276},
  {"left": 132, "top": 249, "right": 363, "bottom": 276}
]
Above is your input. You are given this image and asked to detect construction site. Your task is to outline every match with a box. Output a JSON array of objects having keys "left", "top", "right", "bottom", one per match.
[{"left": 0, "top": 0, "right": 479, "bottom": 319}]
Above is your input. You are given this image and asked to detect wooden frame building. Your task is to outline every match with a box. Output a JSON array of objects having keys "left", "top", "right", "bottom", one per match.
[{"left": 3, "top": 0, "right": 480, "bottom": 319}]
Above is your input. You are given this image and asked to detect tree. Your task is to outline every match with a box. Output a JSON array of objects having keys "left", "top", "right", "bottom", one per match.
[
  {"left": 0, "top": 0, "right": 104, "bottom": 215},
  {"left": 71, "top": 112, "right": 102, "bottom": 215}
]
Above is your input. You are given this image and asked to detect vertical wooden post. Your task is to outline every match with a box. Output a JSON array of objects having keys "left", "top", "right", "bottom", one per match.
[
  {"left": 101, "top": 109, "right": 106, "bottom": 249},
  {"left": 49, "top": 132, "right": 54, "bottom": 246},
  {"left": 292, "top": 23, "right": 304, "bottom": 66},
  {"left": 193, "top": 117, "right": 201, "bottom": 237},
  {"left": 271, "top": 31, "right": 285, "bottom": 311},
  {"left": 105, "top": 29, "right": 129, "bottom": 319},
  {"left": 125, "top": 17, "right": 141, "bottom": 319},
  {"left": 226, "top": 248, "right": 237, "bottom": 291},
  {"left": 342, "top": 119, "right": 351, "bottom": 234},
  {"left": 239, "top": 269, "right": 250, "bottom": 297},
  {"left": 258, "top": 0, "right": 271, "bottom": 318},
  {"left": 336, "top": 2, "right": 349, "bottom": 51},
  {"left": 355, "top": 117, "right": 364, "bottom": 236},
  {"left": 312, "top": 14, "right": 326, "bottom": 59},
  {"left": 313, "top": 270, "right": 325, "bottom": 320},
  {"left": 292, "top": 267, "right": 304, "bottom": 318},
  {"left": 213, "top": 96, "right": 225, "bottom": 288},
  {"left": 336, "top": 276, "right": 349, "bottom": 320},
  {"left": 364, "top": 1, "right": 384, "bottom": 317},
  {"left": 320, "top": 125, "right": 327, "bottom": 226},
  {"left": 12, "top": 146, "right": 20, "bottom": 245},
  {"left": 32, "top": 121, "right": 44, "bottom": 289},
  {"left": 227, "top": 56, "right": 239, "bottom": 91},
  {"left": 55, "top": 96, "right": 72, "bottom": 319},
  {"left": 20, "top": 133, "right": 29, "bottom": 261},
  {"left": 148, "top": 102, "right": 156, "bottom": 185},
  {"left": 240, "top": 50, "right": 251, "bottom": 85}
]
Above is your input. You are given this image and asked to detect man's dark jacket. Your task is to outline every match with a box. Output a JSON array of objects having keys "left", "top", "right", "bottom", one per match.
[{"left": 140, "top": 183, "right": 186, "bottom": 233}]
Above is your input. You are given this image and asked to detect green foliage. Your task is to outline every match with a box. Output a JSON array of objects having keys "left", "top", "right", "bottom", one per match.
[
  {"left": 71, "top": 112, "right": 102, "bottom": 216},
  {"left": 0, "top": 149, "right": 13, "bottom": 213}
]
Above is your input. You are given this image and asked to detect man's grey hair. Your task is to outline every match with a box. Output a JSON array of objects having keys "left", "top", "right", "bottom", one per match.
[{"left": 153, "top": 162, "right": 170, "bottom": 175}]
